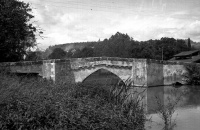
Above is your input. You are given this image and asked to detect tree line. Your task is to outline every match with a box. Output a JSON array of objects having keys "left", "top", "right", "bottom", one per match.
[
  {"left": 0, "top": 0, "right": 192, "bottom": 62},
  {"left": 47, "top": 32, "right": 191, "bottom": 61}
]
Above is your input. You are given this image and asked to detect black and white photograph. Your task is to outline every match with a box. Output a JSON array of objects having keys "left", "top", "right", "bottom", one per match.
[{"left": 0, "top": 0, "right": 200, "bottom": 129}]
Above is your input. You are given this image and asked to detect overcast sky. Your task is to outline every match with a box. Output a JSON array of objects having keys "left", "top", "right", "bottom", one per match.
[{"left": 22, "top": 0, "right": 200, "bottom": 49}]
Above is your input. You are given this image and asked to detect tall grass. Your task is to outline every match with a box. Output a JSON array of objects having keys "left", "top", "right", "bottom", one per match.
[{"left": 0, "top": 72, "right": 146, "bottom": 130}]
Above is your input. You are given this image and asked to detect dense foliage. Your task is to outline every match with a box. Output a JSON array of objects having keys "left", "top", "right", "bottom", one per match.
[
  {"left": 0, "top": 73, "right": 146, "bottom": 130},
  {"left": 25, "top": 50, "right": 43, "bottom": 61},
  {"left": 185, "top": 64, "right": 200, "bottom": 85},
  {"left": 48, "top": 48, "right": 67, "bottom": 59},
  {"left": 0, "top": 0, "right": 41, "bottom": 62},
  {"left": 46, "top": 32, "right": 190, "bottom": 60}
]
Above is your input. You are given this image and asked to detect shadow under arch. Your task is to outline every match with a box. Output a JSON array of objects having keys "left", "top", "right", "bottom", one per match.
[{"left": 82, "top": 68, "right": 125, "bottom": 86}]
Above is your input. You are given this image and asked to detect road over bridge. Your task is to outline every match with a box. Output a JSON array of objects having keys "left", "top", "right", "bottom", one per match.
[{"left": 0, "top": 57, "right": 189, "bottom": 86}]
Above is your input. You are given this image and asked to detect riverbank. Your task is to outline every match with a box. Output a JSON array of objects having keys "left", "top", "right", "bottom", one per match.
[{"left": 0, "top": 73, "right": 146, "bottom": 130}]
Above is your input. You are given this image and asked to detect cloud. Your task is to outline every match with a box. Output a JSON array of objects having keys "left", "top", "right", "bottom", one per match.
[
  {"left": 180, "top": 20, "right": 200, "bottom": 41},
  {"left": 22, "top": 0, "right": 200, "bottom": 49},
  {"left": 37, "top": 12, "right": 200, "bottom": 49},
  {"left": 103, "top": 15, "right": 186, "bottom": 41}
]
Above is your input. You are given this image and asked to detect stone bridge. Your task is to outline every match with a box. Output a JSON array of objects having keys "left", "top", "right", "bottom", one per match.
[{"left": 0, "top": 57, "right": 190, "bottom": 86}]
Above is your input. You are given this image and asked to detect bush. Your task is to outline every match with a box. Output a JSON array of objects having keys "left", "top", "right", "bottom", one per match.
[
  {"left": 185, "top": 64, "right": 200, "bottom": 85},
  {"left": 154, "top": 89, "right": 184, "bottom": 130},
  {"left": 0, "top": 73, "right": 146, "bottom": 130}
]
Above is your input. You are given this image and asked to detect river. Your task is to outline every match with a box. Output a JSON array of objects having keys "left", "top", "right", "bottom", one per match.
[{"left": 146, "top": 85, "right": 200, "bottom": 130}]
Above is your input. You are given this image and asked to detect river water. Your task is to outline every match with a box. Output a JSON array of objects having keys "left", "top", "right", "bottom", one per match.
[{"left": 146, "top": 85, "right": 200, "bottom": 130}]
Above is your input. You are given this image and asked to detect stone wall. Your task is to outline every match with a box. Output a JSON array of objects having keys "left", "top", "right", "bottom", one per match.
[
  {"left": 42, "top": 60, "right": 55, "bottom": 81},
  {"left": 132, "top": 59, "right": 147, "bottom": 86},
  {"left": 147, "top": 60, "right": 164, "bottom": 86},
  {"left": 70, "top": 57, "right": 133, "bottom": 83},
  {"left": 0, "top": 57, "right": 192, "bottom": 86},
  {"left": 163, "top": 61, "right": 187, "bottom": 85},
  {"left": 132, "top": 59, "right": 188, "bottom": 86},
  {"left": 55, "top": 59, "right": 75, "bottom": 84},
  {"left": 0, "top": 61, "right": 43, "bottom": 76}
]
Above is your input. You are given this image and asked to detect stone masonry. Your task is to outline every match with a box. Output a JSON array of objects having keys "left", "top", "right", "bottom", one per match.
[{"left": 0, "top": 57, "right": 191, "bottom": 87}]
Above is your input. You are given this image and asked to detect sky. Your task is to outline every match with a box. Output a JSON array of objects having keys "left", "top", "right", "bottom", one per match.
[{"left": 22, "top": 0, "right": 200, "bottom": 50}]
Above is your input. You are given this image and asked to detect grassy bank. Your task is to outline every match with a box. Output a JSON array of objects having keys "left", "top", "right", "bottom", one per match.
[{"left": 0, "top": 72, "right": 146, "bottom": 130}]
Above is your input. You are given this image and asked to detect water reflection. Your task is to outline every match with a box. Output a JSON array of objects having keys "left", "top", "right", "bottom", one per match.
[
  {"left": 146, "top": 85, "right": 200, "bottom": 130},
  {"left": 147, "top": 86, "right": 164, "bottom": 113}
]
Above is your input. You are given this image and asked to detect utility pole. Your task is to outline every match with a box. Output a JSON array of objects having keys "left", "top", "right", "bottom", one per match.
[
  {"left": 188, "top": 38, "right": 191, "bottom": 50},
  {"left": 162, "top": 46, "right": 163, "bottom": 61}
]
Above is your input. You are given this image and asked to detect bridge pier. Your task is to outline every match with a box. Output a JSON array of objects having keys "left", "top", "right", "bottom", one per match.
[
  {"left": 54, "top": 60, "right": 75, "bottom": 84},
  {"left": 42, "top": 61, "right": 55, "bottom": 81},
  {"left": 147, "top": 60, "right": 164, "bottom": 86}
]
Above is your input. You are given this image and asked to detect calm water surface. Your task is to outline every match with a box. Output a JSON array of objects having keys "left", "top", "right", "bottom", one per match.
[{"left": 146, "top": 85, "right": 200, "bottom": 130}]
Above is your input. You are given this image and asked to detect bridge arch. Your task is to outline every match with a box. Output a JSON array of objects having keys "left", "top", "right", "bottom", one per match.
[
  {"left": 73, "top": 66, "right": 132, "bottom": 83},
  {"left": 82, "top": 68, "right": 125, "bottom": 85}
]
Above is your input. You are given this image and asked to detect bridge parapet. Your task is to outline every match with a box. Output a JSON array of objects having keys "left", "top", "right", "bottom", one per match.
[
  {"left": 0, "top": 60, "right": 43, "bottom": 76},
  {"left": 71, "top": 57, "right": 133, "bottom": 70},
  {"left": 69, "top": 57, "right": 133, "bottom": 83}
]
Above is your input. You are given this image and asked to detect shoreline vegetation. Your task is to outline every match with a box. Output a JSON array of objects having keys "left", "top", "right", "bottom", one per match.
[
  {"left": 185, "top": 64, "right": 200, "bottom": 86},
  {"left": 0, "top": 72, "right": 146, "bottom": 130}
]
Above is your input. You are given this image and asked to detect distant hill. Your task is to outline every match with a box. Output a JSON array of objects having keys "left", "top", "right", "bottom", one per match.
[
  {"left": 43, "top": 42, "right": 98, "bottom": 59},
  {"left": 42, "top": 38, "right": 200, "bottom": 59}
]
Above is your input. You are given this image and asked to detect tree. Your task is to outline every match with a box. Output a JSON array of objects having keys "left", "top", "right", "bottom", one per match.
[
  {"left": 48, "top": 48, "right": 66, "bottom": 59},
  {"left": 79, "top": 47, "right": 94, "bottom": 57},
  {"left": 187, "top": 38, "right": 191, "bottom": 50},
  {"left": 94, "top": 32, "right": 133, "bottom": 57},
  {"left": 107, "top": 32, "right": 132, "bottom": 57},
  {"left": 25, "top": 50, "right": 43, "bottom": 61},
  {"left": 0, "top": 0, "right": 41, "bottom": 62}
]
